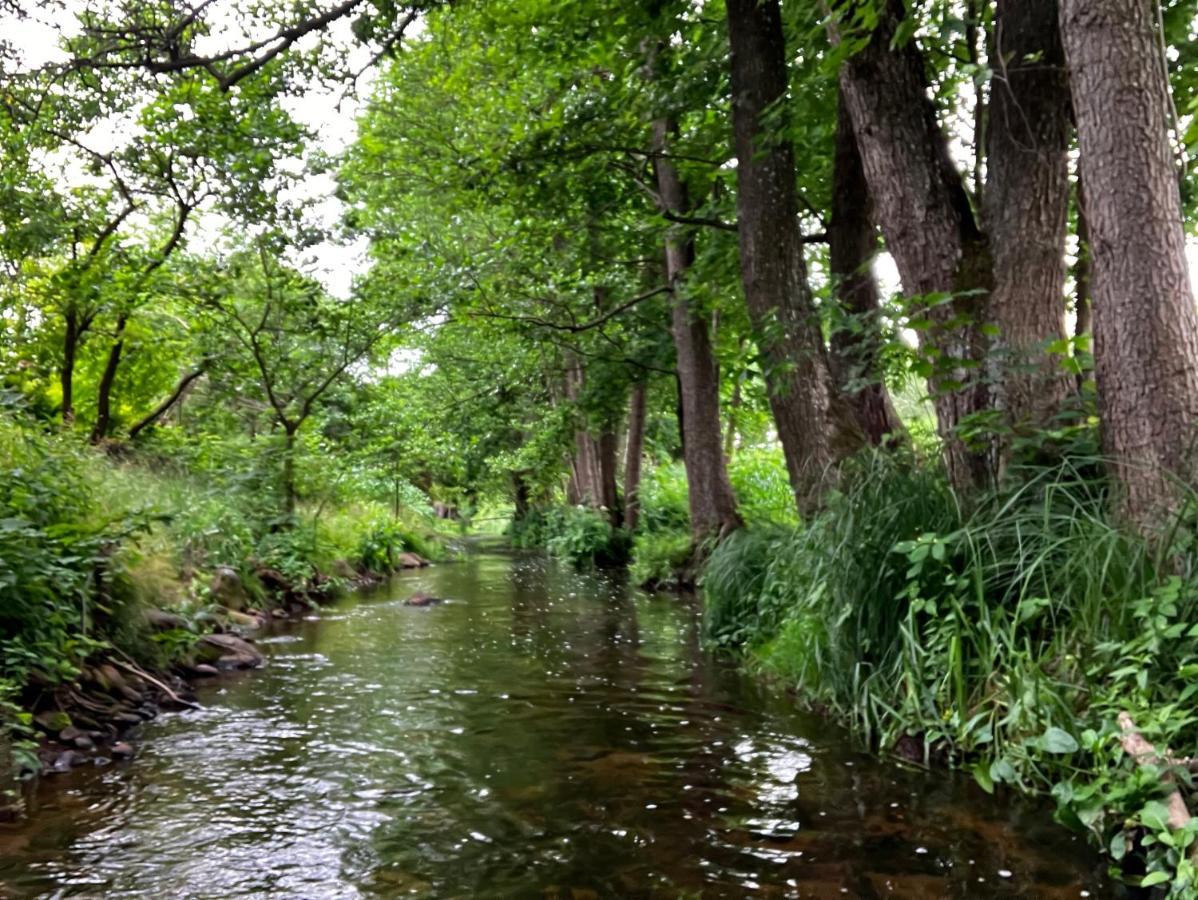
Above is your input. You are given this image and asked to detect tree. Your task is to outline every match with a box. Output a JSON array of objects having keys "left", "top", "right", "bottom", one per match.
[
  {"left": 984, "top": 0, "right": 1074, "bottom": 453},
  {"left": 202, "top": 241, "right": 400, "bottom": 515},
  {"left": 1061, "top": 0, "right": 1198, "bottom": 532},
  {"left": 826, "top": 90, "right": 903, "bottom": 446},
  {"left": 727, "top": 0, "right": 862, "bottom": 514}
]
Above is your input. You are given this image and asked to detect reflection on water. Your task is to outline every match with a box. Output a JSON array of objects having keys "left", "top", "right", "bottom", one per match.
[{"left": 0, "top": 551, "right": 1109, "bottom": 898}]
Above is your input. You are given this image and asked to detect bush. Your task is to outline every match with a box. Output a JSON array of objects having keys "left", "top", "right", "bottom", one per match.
[
  {"left": 629, "top": 528, "right": 693, "bottom": 589},
  {"left": 636, "top": 462, "right": 690, "bottom": 533},
  {"left": 728, "top": 448, "right": 799, "bottom": 527},
  {"left": 510, "top": 505, "right": 628, "bottom": 567}
]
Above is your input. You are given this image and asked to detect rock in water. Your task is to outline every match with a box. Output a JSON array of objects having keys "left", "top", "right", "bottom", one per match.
[
  {"left": 404, "top": 592, "right": 442, "bottom": 607},
  {"left": 396, "top": 552, "right": 429, "bottom": 569},
  {"left": 209, "top": 566, "right": 249, "bottom": 611},
  {"left": 34, "top": 710, "right": 72, "bottom": 734},
  {"left": 144, "top": 608, "right": 188, "bottom": 631},
  {"left": 110, "top": 742, "right": 134, "bottom": 759},
  {"left": 197, "top": 633, "right": 265, "bottom": 669}
]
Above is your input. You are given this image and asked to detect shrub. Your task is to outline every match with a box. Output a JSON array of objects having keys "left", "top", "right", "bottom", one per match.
[
  {"left": 637, "top": 462, "right": 690, "bottom": 533},
  {"left": 629, "top": 528, "right": 693, "bottom": 589},
  {"left": 728, "top": 448, "right": 798, "bottom": 527}
]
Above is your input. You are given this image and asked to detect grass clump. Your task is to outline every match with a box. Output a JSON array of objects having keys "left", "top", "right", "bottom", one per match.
[{"left": 706, "top": 447, "right": 1198, "bottom": 894}]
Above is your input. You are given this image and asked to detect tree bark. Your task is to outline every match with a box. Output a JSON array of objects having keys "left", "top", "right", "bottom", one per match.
[
  {"left": 835, "top": 0, "right": 993, "bottom": 490},
  {"left": 90, "top": 313, "right": 128, "bottom": 444},
  {"left": 1061, "top": 0, "right": 1198, "bottom": 532},
  {"left": 1073, "top": 174, "right": 1093, "bottom": 341},
  {"left": 61, "top": 310, "right": 79, "bottom": 425},
  {"left": 984, "top": 0, "right": 1074, "bottom": 447},
  {"left": 512, "top": 471, "right": 532, "bottom": 522},
  {"left": 827, "top": 89, "right": 904, "bottom": 447},
  {"left": 652, "top": 119, "right": 743, "bottom": 541},
  {"left": 623, "top": 382, "right": 647, "bottom": 532},
  {"left": 281, "top": 423, "right": 298, "bottom": 518},
  {"left": 727, "top": 0, "right": 863, "bottom": 514}
]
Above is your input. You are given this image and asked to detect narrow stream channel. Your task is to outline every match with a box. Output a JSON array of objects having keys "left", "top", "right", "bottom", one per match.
[{"left": 1, "top": 550, "right": 1110, "bottom": 898}]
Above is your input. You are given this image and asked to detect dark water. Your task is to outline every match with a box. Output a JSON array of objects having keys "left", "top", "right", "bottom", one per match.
[{"left": 1, "top": 551, "right": 1108, "bottom": 898}]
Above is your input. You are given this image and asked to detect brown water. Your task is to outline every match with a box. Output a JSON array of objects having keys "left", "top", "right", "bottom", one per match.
[{"left": 0, "top": 550, "right": 1110, "bottom": 898}]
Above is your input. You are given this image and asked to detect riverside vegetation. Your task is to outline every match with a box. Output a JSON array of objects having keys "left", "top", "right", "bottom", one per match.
[{"left": 3, "top": 0, "right": 1198, "bottom": 894}]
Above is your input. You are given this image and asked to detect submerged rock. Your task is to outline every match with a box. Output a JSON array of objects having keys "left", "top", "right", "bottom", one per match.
[
  {"left": 404, "top": 592, "right": 443, "bottom": 607},
  {"left": 110, "top": 742, "right": 134, "bottom": 759},
  {"left": 197, "top": 633, "right": 265, "bottom": 669},
  {"left": 50, "top": 751, "right": 79, "bottom": 772}
]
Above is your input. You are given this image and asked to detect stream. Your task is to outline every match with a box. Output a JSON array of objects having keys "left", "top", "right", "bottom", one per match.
[{"left": 0, "top": 550, "right": 1110, "bottom": 898}]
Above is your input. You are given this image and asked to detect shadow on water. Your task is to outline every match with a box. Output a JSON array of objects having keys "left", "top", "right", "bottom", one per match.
[{"left": 0, "top": 550, "right": 1113, "bottom": 898}]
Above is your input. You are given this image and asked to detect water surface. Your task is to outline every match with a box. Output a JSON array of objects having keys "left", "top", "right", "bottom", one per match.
[{"left": 0, "top": 551, "right": 1108, "bottom": 897}]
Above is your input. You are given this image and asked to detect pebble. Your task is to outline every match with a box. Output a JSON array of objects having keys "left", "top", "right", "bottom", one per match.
[{"left": 110, "top": 742, "right": 134, "bottom": 759}]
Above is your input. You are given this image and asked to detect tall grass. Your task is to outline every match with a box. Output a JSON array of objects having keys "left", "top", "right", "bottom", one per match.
[{"left": 705, "top": 448, "right": 1198, "bottom": 893}]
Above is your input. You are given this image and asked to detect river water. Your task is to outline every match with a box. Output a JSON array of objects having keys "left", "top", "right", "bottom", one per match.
[{"left": 1, "top": 550, "right": 1109, "bottom": 898}]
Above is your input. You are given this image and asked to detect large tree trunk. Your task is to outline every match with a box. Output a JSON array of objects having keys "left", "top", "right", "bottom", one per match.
[
  {"left": 727, "top": 0, "right": 862, "bottom": 514},
  {"left": 984, "top": 0, "right": 1074, "bottom": 450},
  {"left": 835, "top": 0, "right": 993, "bottom": 490},
  {"left": 827, "top": 89, "right": 904, "bottom": 447},
  {"left": 90, "top": 314, "right": 128, "bottom": 444},
  {"left": 652, "top": 119, "right": 742, "bottom": 541},
  {"left": 622, "top": 382, "right": 647, "bottom": 532},
  {"left": 1061, "top": 0, "right": 1198, "bottom": 533}
]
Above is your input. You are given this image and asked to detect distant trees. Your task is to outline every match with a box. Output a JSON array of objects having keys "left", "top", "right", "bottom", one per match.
[{"left": 3, "top": 0, "right": 1198, "bottom": 542}]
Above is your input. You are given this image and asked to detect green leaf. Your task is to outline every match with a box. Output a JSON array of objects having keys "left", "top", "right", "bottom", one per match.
[{"left": 1038, "top": 727, "right": 1079, "bottom": 754}]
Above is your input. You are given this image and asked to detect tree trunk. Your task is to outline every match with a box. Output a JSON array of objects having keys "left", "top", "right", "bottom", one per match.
[
  {"left": 1061, "top": 0, "right": 1198, "bottom": 532},
  {"left": 1073, "top": 174, "right": 1093, "bottom": 341},
  {"left": 90, "top": 314, "right": 128, "bottom": 444},
  {"left": 728, "top": 0, "right": 862, "bottom": 515},
  {"left": 281, "top": 424, "right": 299, "bottom": 518},
  {"left": 652, "top": 119, "right": 743, "bottom": 541},
  {"left": 984, "top": 0, "right": 1074, "bottom": 448},
  {"left": 623, "top": 382, "right": 647, "bottom": 532},
  {"left": 835, "top": 0, "right": 993, "bottom": 490},
  {"left": 564, "top": 362, "right": 620, "bottom": 524},
  {"left": 512, "top": 471, "right": 532, "bottom": 522},
  {"left": 128, "top": 364, "right": 207, "bottom": 439},
  {"left": 597, "top": 426, "right": 621, "bottom": 526},
  {"left": 827, "top": 89, "right": 904, "bottom": 447},
  {"left": 61, "top": 310, "right": 79, "bottom": 425}
]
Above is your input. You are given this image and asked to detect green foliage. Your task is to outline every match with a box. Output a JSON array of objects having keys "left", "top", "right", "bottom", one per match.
[
  {"left": 728, "top": 448, "right": 800, "bottom": 527},
  {"left": 705, "top": 448, "right": 1198, "bottom": 894},
  {"left": 637, "top": 462, "right": 691, "bottom": 534},
  {"left": 629, "top": 529, "right": 693, "bottom": 590},
  {"left": 510, "top": 506, "right": 628, "bottom": 568},
  {"left": 0, "top": 412, "right": 123, "bottom": 687}
]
